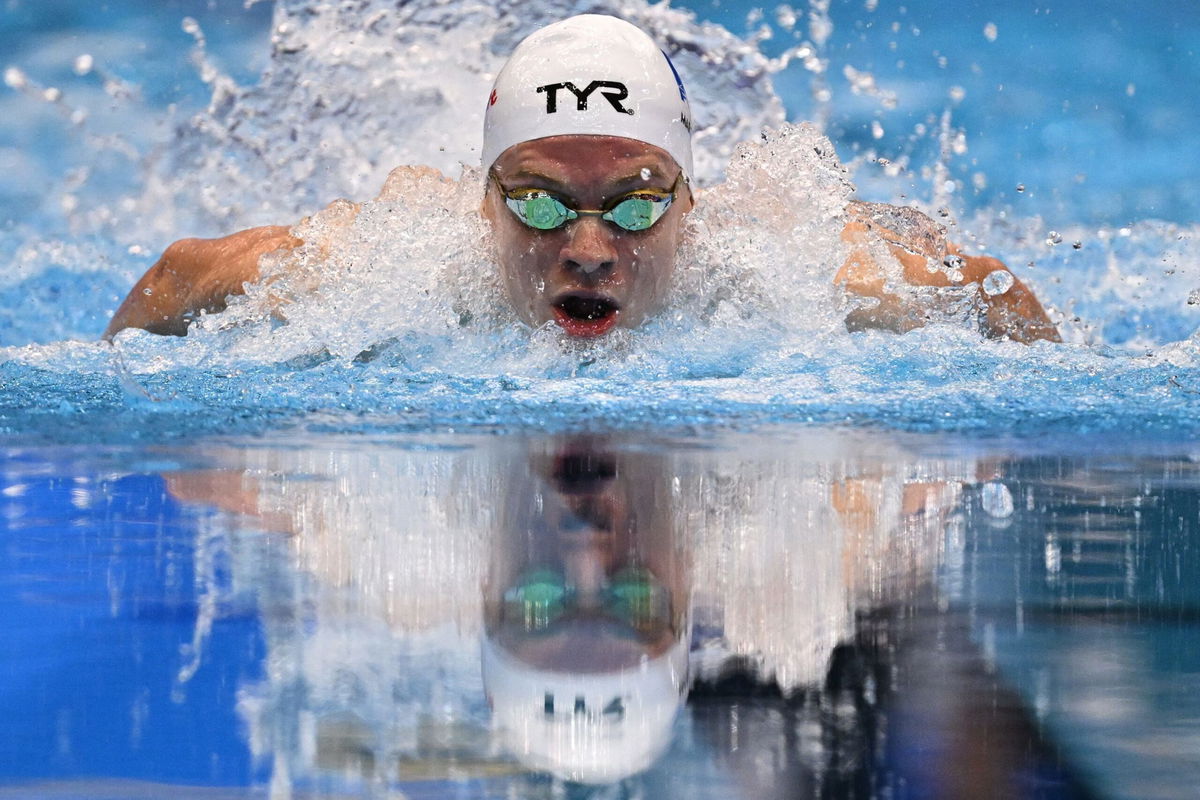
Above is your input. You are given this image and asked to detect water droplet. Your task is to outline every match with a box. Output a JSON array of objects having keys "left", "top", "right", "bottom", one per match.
[
  {"left": 981, "top": 481, "right": 1014, "bottom": 518},
  {"left": 983, "top": 22, "right": 998, "bottom": 42},
  {"left": 774, "top": 4, "right": 797, "bottom": 30},
  {"left": 1015, "top": 183, "right": 1025, "bottom": 193},
  {"left": 3, "top": 67, "right": 26, "bottom": 90},
  {"left": 940, "top": 255, "right": 965, "bottom": 282},
  {"left": 981, "top": 270, "right": 1015, "bottom": 297},
  {"left": 639, "top": 167, "right": 651, "bottom": 181}
]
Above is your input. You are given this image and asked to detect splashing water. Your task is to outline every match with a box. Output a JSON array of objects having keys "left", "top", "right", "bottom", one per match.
[{"left": 1, "top": 0, "right": 1199, "bottom": 441}]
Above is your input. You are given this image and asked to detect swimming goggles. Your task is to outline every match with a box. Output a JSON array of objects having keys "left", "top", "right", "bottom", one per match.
[
  {"left": 504, "top": 565, "right": 671, "bottom": 634},
  {"left": 491, "top": 172, "right": 683, "bottom": 232}
]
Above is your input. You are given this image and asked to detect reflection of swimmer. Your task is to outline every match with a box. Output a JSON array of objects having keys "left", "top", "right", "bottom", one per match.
[
  {"left": 156, "top": 431, "right": 996, "bottom": 791},
  {"left": 104, "top": 15, "right": 1059, "bottom": 344},
  {"left": 482, "top": 438, "right": 690, "bottom": 783}
]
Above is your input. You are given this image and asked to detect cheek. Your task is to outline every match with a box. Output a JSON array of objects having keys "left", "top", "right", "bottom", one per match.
[
  {"left": 494, "top": 225, "right": 546, "bottom": 284},
  {"left": 628, "top": 236, "right": 677, "bottom": 290},
  {"left": 492, "top": 224, "right": 560, "bottom": 324}
]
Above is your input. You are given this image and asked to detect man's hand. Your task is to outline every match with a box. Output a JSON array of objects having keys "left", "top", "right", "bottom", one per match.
[
  {"left": 837, "top": 201, "right": 1060, "bottom": 344},
  {"left": 103, "top": 225, "right": 301, "bottom": 340}
]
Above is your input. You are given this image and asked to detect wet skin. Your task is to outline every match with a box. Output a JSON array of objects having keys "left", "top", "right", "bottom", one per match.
[{"left": 483, "top": 135, "right": 694, "bottom": 337}]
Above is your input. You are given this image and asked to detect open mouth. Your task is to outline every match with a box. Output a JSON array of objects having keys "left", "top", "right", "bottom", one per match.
[
  {"left": 553, "top": 451, "right": 617, "bottom": 494},
  {"left": 551, "top": 294, "right": 621, "bottom": 337}
]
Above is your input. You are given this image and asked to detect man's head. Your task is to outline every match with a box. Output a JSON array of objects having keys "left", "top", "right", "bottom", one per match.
[
  {"left": 482, "top": 436, "right": 690, "bottom": 783},
  {"left": 481, "top": 15, "right": 695, "bottom": 336}
]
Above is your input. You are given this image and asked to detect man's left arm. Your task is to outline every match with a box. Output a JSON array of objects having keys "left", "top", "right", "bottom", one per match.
[{"left": 836, "top": 201, "right": 1060, "bottom": 344}]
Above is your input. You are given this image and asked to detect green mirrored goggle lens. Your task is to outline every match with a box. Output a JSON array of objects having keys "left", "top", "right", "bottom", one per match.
[
  {"left": 504, "top": 565, "right": 670, "bottom": 634},
  {"left": 602, "top": 196, "right": 669, "bottom": 231},
  {"left": 608, "top": 566, "right": 670, "bottom": 631},
  {"left": 502, "top": 188, "right": 675, "bottom": 232},
  {"left": 506, "top": 192, "right": 575, "bottom": 230},
  {"left": 504, "top": 568, "right": 568, "bottom": 631}
]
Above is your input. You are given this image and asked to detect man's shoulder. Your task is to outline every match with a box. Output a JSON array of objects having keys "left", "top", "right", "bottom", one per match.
[{"left": 842, "top": 200, "right": 947, "bottom": 260}]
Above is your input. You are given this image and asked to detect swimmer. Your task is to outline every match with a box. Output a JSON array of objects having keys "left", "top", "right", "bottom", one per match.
[{"left": 103, "top": 14, "right": 1060, "bottom": 344}]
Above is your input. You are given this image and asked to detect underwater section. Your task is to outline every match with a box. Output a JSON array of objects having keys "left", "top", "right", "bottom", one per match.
[{"left": 2, "top": 429, "right": 1196, "bottom": 797}]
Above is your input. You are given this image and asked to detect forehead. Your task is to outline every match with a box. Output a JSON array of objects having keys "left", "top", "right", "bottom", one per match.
[{"left": 492, "top": 135, "right": 679, "bottom": 186}]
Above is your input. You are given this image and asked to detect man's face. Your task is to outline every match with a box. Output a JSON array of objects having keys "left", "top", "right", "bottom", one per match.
[{"left": 483, "top": 135, "right": 692, "bottom": 336}]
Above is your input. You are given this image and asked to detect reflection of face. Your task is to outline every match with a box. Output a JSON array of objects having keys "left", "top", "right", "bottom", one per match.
[
  {"left": 483, "top": 135, "right": 693, "bottom": 336},
  {"left": 486, "top": 438, "right": 686, "bottom": 668}
]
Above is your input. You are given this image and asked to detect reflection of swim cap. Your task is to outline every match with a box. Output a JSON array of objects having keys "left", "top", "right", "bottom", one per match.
[
  {"left": 481, "top": 636, "right": 689, "bottom": 784},
  {"left": 482, "top": 15, "right": 694, "bottom": 182}
]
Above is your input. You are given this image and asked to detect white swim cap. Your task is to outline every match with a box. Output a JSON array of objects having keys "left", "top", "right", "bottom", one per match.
[
  {"left": 482, "top": 635, "right": 689, "bottom": 784},
  {"left": 482, "top": 15, "right": 694, "bottom": 182}
]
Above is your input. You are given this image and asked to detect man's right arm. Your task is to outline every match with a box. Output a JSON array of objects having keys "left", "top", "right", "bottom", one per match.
[{"left": 102, "top": 225, "right": 302, "bottom": 340}]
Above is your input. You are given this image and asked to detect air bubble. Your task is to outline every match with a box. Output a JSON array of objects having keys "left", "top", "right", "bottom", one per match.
[
  {"left": 870, "top": 120, "right": 884, "bottom": 139},
  {"left": 1188, "top": 290, "right": 1200, "bottom": 306},
  {"left": 3, "top": 67, "right": 26, "bottom": 90},
  {"left": 981, "top": 270, "right": 1015, "bottom": 297},
  {"left": 640, "top": 167, "right": 651, "bottom": 180},
  {"left": 1046, "top": 231, "right": 1063, "bottom": 245},
  {"left": 983, "top": 22, "right": 998, "bottom": 42},
  {"left": 1015, "top": 183, "right": 1025, "bottom": 193},
  {"left": 73, "top": 54, "right": 94, "bottom": 76},
  {"left": 981, "top": 481, "right": 1014, "bottom": 518},
  {"left": 1072, "top": 241, "right": 1082, "bottom": 250},
  {"left": 143, "top": 288, "right": 154, "bottom": 296}
]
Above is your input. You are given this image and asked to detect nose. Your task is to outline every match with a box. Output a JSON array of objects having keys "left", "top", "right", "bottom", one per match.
[{"left": 560, "top": 216, "right": 618, "bottom": 277}]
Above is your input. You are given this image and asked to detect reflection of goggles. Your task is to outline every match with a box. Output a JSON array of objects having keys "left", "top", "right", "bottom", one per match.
[
  {"left": 491, "top": 172, "right": 683, "bottom": 232},
  {"left": 504, "top": 566, "right": 670, "bottom": 634}
]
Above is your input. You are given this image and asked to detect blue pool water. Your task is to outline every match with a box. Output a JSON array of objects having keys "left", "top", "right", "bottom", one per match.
[{"left": 1, "top": 0, "right": 1199, "bottom": 797}]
